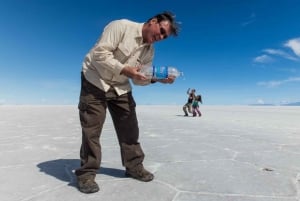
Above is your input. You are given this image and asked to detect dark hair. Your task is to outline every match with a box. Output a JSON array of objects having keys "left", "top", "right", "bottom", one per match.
[{"left": 147, "top": 11, "right": 181, "bottom": 37}]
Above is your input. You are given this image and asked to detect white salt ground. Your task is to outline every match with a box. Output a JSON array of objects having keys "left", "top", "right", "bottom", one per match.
[{"left": 0, "top": 105, "right": 300, "bottom": 201}]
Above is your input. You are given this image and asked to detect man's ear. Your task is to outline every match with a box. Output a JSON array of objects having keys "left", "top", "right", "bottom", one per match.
[{"left": 150, "top": 18, "right": 158, "bottom": 24}]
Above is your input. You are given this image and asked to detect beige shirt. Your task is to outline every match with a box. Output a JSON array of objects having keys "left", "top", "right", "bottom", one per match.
[{"left": 82, "top": 19, "right": 154, "bottom": 95}]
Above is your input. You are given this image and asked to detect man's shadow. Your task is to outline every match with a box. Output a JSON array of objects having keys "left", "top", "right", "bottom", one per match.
[{"left": 37, "top": 159, "right": 125, "bottom": 188}]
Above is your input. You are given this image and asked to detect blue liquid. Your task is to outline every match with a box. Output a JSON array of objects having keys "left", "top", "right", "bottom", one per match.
[{"left": 153, "top": 66, "right": 168, "bottom": 79}]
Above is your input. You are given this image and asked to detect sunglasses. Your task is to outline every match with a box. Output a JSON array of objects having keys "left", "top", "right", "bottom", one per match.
[{"left": 159, "top": 24, "right": 168, "bottom": 39}]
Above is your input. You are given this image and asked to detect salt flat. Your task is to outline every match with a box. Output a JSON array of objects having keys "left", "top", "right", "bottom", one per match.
[{"left": 0, "top": 105, "right": 300, "bottom": 201}]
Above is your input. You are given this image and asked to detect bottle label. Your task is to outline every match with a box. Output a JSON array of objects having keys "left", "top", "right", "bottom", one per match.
[{"left": 153, "top": 66, "right": 168, "bottom": 79}]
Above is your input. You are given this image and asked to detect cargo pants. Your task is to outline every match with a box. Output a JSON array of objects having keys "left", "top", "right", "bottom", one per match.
[{"left": 75, "top": 73, "right": 145, "bottom": 180}]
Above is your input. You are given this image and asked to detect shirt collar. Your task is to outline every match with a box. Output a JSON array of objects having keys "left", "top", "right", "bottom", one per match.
[{"left": 135, "top": 23, "right": 145, "bottom": 45}]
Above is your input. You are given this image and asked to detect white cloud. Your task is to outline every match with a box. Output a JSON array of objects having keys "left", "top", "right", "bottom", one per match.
[
  {"left": 257, "top": 77, "right": 300, "bottom": 87},
  {"left": 288, "top": 77, "right": 300, "bottom": 82},
  {"left": 284, "top": 37, "right": 300, "bottom": 57},
  {"left": 257, "top": 99, "right": 265, "bottom": 104},
  {"left": 241, "top": 13, "right": 256, "bottom": 27},
  {"left": 253, "top": 37, "right": 300, "bottom": 63},
  {"left": 263, "top": 48, "right": 298, "bottom": 61},
  {"left": 279, "top": 100, "right": 290, "bottom": 105},
  {"left": 257, "top": 80, "right": 282, "bottom": 87},
  {"left": 253, "top": 54, "right": 273, "bottom": 63},
  {"left": 278, "top": 67, "right": 298, "bottom": 73}
]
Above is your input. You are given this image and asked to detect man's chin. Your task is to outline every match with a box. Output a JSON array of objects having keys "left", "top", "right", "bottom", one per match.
[{"left": 145, "top": 38, "right": 154, "bottom": 44}]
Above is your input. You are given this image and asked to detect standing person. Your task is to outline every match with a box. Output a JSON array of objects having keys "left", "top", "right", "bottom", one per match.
[
  {"left": 183, "top": 88, "right": 196, "bottom": 116},
  {"left": 75, "top": 12, "right": 180, "bottom": 193},
  {"left": 192, "top": 95, "right": 202, "bottom": 117}
]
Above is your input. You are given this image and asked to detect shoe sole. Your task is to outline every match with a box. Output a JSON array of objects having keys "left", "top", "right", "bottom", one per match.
[
  {"left": 125, "top": 172, "right": 154, "bottom": 182},
  {"left": 78, "top": 186, "right": 99, "bottom": 194}
]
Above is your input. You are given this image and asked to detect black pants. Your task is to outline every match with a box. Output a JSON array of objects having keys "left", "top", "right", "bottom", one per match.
[{"left": 75, "top": 73, "right": 145, "bottom": 180}]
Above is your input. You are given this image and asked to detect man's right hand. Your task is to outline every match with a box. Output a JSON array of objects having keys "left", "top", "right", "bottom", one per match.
[{"left": 120, "top": 66, "right": 148, "bottom": 80}]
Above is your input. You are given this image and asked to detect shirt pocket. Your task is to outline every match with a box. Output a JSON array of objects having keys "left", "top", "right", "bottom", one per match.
[{"left": 114, "top": 43, "right": 131, "bottom": 64}]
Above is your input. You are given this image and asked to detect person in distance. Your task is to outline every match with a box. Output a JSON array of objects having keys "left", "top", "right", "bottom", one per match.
[
  {"left": 183, "top": 88, "right": 196, "bottom": 116},
  {"left": 192, "top": 94, "right": 202, "bottom": 117}
]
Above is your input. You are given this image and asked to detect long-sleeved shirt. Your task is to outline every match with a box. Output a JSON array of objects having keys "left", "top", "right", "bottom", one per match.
[{"left": 82, "top": 19, "right": 154, "bottom": 96}]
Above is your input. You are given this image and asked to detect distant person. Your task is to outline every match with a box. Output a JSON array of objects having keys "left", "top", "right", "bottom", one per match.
[
  {"left": 75, "top": 12, "right": 180, "bottom": 193},
  {"left": 183, "top": 88, "right": 196, "bottom": 116},
  {"left": 192, "top": 95, "right": 202, "bottom": 117}
]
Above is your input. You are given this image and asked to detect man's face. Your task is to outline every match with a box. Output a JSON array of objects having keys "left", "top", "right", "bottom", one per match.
[{"left": 143, "top": 19, "right": 171, "bottom": 44}]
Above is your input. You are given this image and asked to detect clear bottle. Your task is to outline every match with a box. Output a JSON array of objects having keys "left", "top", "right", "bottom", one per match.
[{"left": 140, "top": 65, "right": 183, "bottom": 79}]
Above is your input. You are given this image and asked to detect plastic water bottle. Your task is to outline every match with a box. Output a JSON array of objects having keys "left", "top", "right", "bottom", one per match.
[{"left": 140, "top": 65, "right": 183, "bottom": 79}]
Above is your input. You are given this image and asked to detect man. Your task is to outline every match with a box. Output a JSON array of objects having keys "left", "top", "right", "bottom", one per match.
[
  {"left": 75, "top": 11, "right": 180, "bottom": 193},
  {"left": 183, "top": 88, "right": 196, "bottom": 116}
]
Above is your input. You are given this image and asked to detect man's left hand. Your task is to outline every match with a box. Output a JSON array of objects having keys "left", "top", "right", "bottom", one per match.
[{"left": 156, "top": 76, "right": 176, "bottom": 84}]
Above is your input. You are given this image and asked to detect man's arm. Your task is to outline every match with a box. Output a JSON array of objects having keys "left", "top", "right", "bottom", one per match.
[{"left": 90, "top": 20, "right": 127, "bottom": 76}]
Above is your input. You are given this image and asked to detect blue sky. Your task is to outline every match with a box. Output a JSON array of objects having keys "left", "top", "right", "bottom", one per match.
[{"left": 0, "top": 0, "right": 300, "bottom": 105}]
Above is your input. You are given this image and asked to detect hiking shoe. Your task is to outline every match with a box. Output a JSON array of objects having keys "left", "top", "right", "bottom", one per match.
[
  {"left": 77, "top": 178, "right": 99, "bottom": 193},
  {"left": 125, "top": 164, "right": 154, "bottom": 182}
]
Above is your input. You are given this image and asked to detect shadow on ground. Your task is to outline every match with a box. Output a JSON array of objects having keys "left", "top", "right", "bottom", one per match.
[{"left": 37, "top": 159, "right": 125, "bottom": 188}]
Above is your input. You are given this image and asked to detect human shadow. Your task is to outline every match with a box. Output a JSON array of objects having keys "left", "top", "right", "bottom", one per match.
[
  {"left": 37, "top": 159, "right": 126, "bottom": 188},
  {"left": 176, "top": 114, "right": 195, "bottom": 117}
]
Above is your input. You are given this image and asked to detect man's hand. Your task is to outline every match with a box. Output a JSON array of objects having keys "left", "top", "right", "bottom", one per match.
[
  {"left": 156, "top": 75, "right": 176, "bottom": 84},
  {"left": 120, "top": 66, "right": 148, "bottom": 81}
]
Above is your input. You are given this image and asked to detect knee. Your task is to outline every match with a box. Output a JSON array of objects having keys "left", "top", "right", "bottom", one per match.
[{"left": 79, "top": 102, "right": 105, "bottom": 129}]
